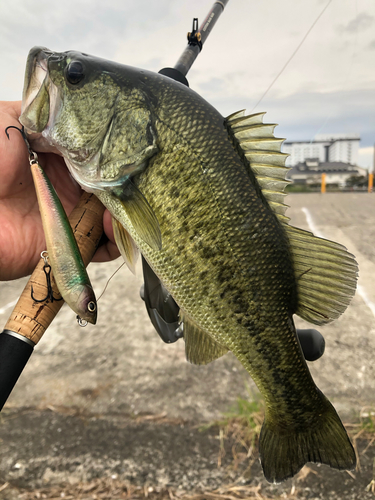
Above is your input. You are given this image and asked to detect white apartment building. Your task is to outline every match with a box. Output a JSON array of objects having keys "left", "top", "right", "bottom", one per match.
[{"left": 283, "top": 133, "right": 360, "bottom": 167}]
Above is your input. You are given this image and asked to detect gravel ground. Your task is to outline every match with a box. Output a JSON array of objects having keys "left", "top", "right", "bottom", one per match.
[{"left": 1, "top": 192, "right": 375, "bottom": 499}]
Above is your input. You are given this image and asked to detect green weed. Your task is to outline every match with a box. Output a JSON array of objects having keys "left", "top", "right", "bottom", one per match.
[
  {"left": 202, "top": 390, "right": 264, "bottom": 469},
  {"left": 359, "top": 408, "right": 375, "bottom": 435}
]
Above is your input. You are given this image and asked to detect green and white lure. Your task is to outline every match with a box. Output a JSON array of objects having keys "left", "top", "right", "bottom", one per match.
[{"left": 6, "top": 126, "right": 97, "bottom": 325}]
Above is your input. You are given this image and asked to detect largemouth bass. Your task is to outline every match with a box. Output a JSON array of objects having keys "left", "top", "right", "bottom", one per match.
[{"left": 20, "top": 47, "right": 358, "bottom": 483}]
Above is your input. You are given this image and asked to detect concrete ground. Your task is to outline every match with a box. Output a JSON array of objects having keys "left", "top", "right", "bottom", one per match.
[{"left": 1, "top": 192, "right": 375, "bottom": 499}]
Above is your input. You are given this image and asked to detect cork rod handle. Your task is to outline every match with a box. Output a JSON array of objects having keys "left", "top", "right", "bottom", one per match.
[{"left": 4, "top": 192, "right": 104, "bottom": 345}]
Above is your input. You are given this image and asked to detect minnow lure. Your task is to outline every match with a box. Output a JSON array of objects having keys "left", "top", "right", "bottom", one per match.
[{"left": 5, "top": 125, "right": 97, "bottom": 325}]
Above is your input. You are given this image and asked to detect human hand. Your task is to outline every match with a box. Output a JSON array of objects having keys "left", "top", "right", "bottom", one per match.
[{"left": 0, "top": 100, "right": 120, "bottom": 281}]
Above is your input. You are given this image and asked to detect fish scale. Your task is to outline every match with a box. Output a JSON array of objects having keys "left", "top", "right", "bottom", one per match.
[{"left": 20, "top": 47, "right": 357, "bottom": 483}]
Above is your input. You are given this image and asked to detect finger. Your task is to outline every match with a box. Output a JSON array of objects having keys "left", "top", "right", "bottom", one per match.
[
  {"left": 92, "top": 240, "right": 121, "bottom": 263},
  {"left": 103, "top": 208, "right": 115, "bottom": 243},
  {"left": 91, "top": 209, "right": 120, "bottom": 263},
  {"left": 1, "top": 100, "right": 22, "bottom": 120},
  {"left": 2, "top": 101, "right": 60, "bottom": 155}
]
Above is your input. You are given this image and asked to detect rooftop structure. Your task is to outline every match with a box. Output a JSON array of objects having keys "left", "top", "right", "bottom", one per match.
[
  {"left": 288, "top": 158, "right": 367, "bottom": 187},
  {"left": 283, "top": 134, "right": 360, "bottom": 167}
]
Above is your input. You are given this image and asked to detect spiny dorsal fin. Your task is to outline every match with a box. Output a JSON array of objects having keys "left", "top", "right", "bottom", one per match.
[
  {"left": 227, "top": 110, "right": 358, "bottom": 324},
  {"left": 181, "top": 311, "right": 228, "bottom": 365},
  {"left": 229, "top": 112, "right": 267, "bottom": 128},
  {"left": 284, "top": 224, "right": 358, "bottom": 325},
  {"left": 226, "top": 109, "right": 246, "bottom": 121},
  {"left": 226, "top": 111, "right": 290, "bottom": 222},
  {"left": 226, "top": 111, "right": 358, "bottom": 325},
  {"left": 111, "top": 216, "right": 139, "bottom": 274}
]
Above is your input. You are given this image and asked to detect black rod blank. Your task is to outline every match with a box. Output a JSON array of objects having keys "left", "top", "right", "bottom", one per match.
[{"left": 0, "top": 331, "right": 34, "bottom": 411}]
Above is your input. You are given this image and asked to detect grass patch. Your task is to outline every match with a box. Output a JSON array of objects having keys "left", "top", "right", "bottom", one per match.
[
  {"left": 202, "top": 390, "right": 264, "bottom": 470},
  {"left": 0, "top": 479, "right": 280, "bottom": 500},
  {"left": 358, "top": 408, "right": 375, "bottom": 436},
  {"left": 345, "top": 407, "right": 375, "bottom": 452},
  {"left": 205, "top": 395, "right": 375, "bottom": 482},
  {"left": 285, "top": 184, "right": 319, "bottom": 193}
]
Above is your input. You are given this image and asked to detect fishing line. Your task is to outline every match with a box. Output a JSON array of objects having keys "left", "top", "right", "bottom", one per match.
[
  {"left": 77, "top": 261, "right": 126, "bottom": 326},
  {"left": 251, "top": 0, "right": 333, "bottom": 112},
  {"left": 96, "top": 262, "right": 126, "bottom": 303}
]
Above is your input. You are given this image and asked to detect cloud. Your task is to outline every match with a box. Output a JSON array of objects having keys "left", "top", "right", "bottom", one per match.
[
  {"left": 338, "top": 12, "right": 375, "bottom": 34},
  {"left": 204, "top": 88, "right": 375, "bottom": 149},
  {"left": 0, "top": 0, "right": 373, "bottom": 155}
]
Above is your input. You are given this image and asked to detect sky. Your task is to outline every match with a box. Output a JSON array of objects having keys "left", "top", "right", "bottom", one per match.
[{"left": 0, "top": 0, "right": 374, "bottom": 169}]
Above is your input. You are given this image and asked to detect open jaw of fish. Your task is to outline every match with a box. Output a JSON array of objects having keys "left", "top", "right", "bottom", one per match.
[{"left": 20, "top": 46, "right": 359, "bottom": 483}]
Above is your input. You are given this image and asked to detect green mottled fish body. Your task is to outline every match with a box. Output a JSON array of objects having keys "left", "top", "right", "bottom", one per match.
[
  {"left": 20, "top": 47, "right": 358, "bottom": 482},
  {"left": 97, "top": 81, "right": 301, "bottom": 403}
]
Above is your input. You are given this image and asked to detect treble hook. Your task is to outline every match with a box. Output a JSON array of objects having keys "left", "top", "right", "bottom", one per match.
[
  {"left": 5, "top": 125, "right": 38, "bottom": 164},
  {"left": 30, "top": 252, "right": 63, "bottom": 303},
  {"left": 5, "top": 127, "right": 62, "bottom": 305}
]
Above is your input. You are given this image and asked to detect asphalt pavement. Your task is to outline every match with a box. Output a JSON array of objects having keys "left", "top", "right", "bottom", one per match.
[{"left": 1, "top": 192, "right": 375, "bottom": 499}]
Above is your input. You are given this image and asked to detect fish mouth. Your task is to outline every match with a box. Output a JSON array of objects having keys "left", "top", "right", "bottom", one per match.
[{"left": 20, "top": 47, "right": 60, "bottom": 135}]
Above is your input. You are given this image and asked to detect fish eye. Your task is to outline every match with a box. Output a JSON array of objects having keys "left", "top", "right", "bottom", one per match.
[
  {"left": 87, "top": 301, "right": 96, "bottom": 313},
  {"left": 66, "top": 61, "right": 85, "bottom": 85}
]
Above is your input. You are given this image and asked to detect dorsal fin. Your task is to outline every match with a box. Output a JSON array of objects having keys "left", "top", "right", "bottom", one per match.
[
  {"left": 226, "top": 111, "right": 290, "bottom": 222},
  {"left": 226, "top": 110, "right": 358, "bottom": 324},
  {"left": 284, "top": 224, "right": 358, "bottom": 324}
]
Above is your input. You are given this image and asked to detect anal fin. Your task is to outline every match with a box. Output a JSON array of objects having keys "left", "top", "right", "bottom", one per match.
[{"left": 181, "top": 311, "right": 228, "bottom": 365}]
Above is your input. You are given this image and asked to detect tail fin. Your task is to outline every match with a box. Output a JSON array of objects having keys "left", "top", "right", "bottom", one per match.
[{"left": 259, "top": 392, "right": 356, "bottom": 483}]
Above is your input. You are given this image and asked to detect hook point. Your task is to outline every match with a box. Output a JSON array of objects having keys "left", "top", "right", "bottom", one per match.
[{"left": 5, "top": 125, "right": 35, "bottom": 159}]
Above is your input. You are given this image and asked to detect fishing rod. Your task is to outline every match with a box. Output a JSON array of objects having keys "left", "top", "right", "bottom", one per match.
[{"left": 0, "top": 0, "right": 231, "bottom": 411}]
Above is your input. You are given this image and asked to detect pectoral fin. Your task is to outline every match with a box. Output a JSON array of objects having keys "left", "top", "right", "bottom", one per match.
[
  {"left": 111, "top": 216, "right": 139, "bottom": 274},
  {"left": 113, "top": 180, "right": 162, "bottom": 251},
  {"left": 181, "top": 311, "right": 228, "bottom": 365}
]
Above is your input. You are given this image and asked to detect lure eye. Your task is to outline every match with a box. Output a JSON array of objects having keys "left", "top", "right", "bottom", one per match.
[
  {"left": 66, "top": 61, "right": 85, "bottom": 85},
  {"left": 87, "top": 301, "right": 96, "bottom": 313}
]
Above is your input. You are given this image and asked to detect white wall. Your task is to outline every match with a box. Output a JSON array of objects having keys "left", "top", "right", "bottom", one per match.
[{"left": 283, "top": 135, "right": 360, "bottom": 166}]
